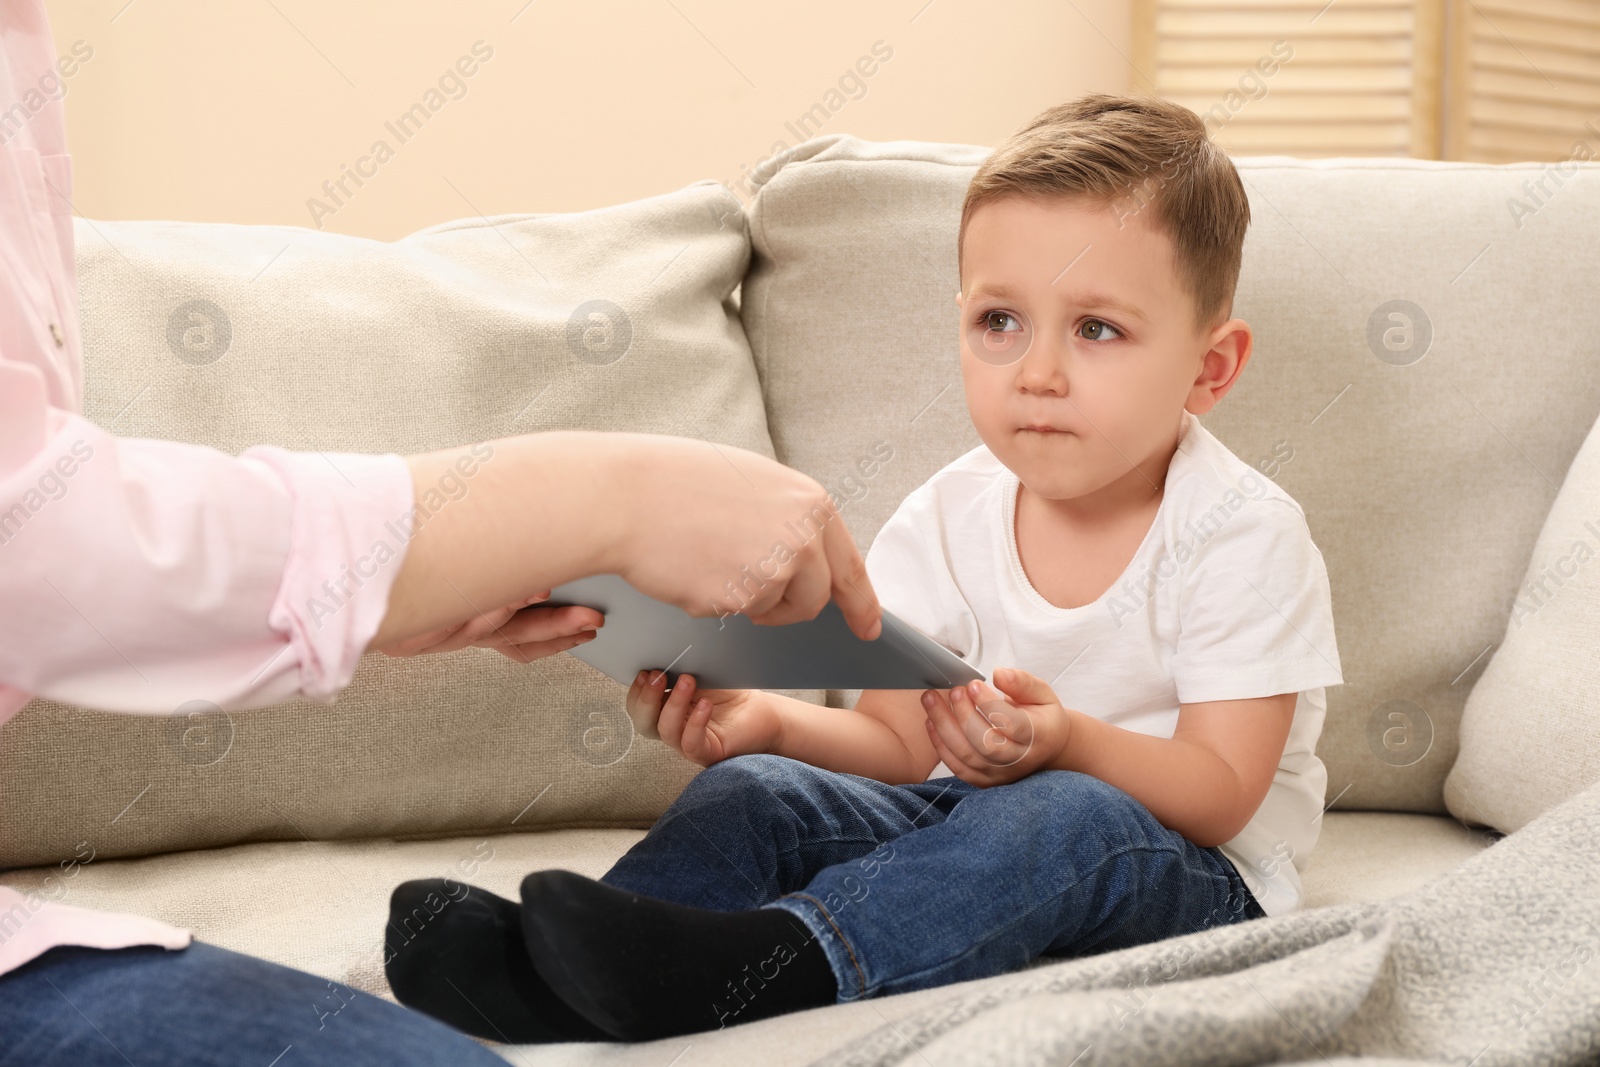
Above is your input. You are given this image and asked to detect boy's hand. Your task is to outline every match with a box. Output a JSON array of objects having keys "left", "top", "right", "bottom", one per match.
[
  {"left": 922, "top": 668, "right": 1071, "bottom": 787},
  {"left": 376, "top": 591, "right": 603, "bottom": 662},
  {"left": 625, "top": 671, "right": 781, "bottom": 768}
]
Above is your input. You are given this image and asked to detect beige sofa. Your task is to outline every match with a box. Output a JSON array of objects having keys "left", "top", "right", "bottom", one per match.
[{"left": 5, "top": 135, "right": 1598, "bottom": 1065}]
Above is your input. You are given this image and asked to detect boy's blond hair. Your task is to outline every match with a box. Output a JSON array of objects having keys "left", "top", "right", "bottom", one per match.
[{"left": 959, "top": 92, "right": 1251, "bottom": 332}]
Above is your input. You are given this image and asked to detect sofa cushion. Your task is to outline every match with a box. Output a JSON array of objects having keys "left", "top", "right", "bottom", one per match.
[
  {"left": 0, "top": 811, "right": 1489, "bottom": 1065},
  {"left": 1444, "top": 408, "right": 1600, "bottom": 834},
  {"left": 0, "top": 182, "right": 816, "bottom": 870},
  {"left": 741, "top": 135, "right": 1600, "bottom": 814},
  {"left": 1297, "top": 811, "right": 1495, "bottom": 911}
]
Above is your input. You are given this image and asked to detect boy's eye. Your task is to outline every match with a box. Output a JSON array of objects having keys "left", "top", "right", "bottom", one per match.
[
  {"left": 1079, "top": 318, "right": 1121, "bottom": 342},
  {"left": 968, "top": 307, "right": 1033, "bottom": 366}
]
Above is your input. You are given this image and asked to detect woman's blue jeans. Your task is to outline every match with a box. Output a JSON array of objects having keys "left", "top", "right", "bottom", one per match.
[
  {"left": 600, "top": 754, "right": 1266, "bottom": 1003},
  {"left": 0, "top": 940, "right": 507, "bottom": 1067}
]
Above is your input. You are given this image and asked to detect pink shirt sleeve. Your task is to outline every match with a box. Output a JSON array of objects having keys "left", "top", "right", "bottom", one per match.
[
  {"left": 0, "top": 0, "right": 416, "bottom": 975},
  {"left": 0, "top": 0, "right": 415, "bottom": 724},
  {"left": 0, "top": 394, "right": 416, "bottom": 719}
]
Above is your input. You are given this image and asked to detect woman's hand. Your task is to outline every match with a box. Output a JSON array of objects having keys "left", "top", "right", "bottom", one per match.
[
  {"left": 372, "top": 432, "right": 883, "bottom": 654},
  {"left": 375, "top": 590, "right": 603, "bottom": 663},
  {"left": 604, "top": 435, "right": 883, "bottom": 640},
  {"left": 625, "top": 670, "right": 781, "bottom": 767},
  {"left": 922, "top": 668, "right": 1072, "bottom": 787}
]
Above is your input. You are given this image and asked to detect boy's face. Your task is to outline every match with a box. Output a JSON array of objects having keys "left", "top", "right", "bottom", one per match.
[{"left": 957, "top": 194, "right": 1249, "bottom": 507}]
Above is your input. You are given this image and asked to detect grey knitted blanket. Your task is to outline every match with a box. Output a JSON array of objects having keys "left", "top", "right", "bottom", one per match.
[{"left": 811, "top": 781, "right": 1600, "bottom": 1067}]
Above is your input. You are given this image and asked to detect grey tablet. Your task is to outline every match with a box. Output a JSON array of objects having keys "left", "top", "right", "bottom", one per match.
[{"left": 543, "top": 574, "right": 984, "bottom": 690}]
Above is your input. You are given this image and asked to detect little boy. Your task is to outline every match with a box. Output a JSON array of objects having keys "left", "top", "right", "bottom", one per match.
[{"left": 385, "top": 91, "right": 1343, "bottom": 1045}]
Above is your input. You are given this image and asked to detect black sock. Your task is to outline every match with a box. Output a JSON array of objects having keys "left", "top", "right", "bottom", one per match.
[
  {"left": 519, "top": 869, "right": 839, "bottom": 1041},
  {"left": 384, "top": 878, "right": 610, "bottom": 1045}
]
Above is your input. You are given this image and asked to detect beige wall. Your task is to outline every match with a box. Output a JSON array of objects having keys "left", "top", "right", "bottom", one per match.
[{"left": 44, "top": 0, "right": 1132, "bottom": 241}]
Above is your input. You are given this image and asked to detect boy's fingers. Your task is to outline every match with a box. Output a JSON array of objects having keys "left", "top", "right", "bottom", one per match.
[
  {"left": 656, "top": 674, "right": 697, "bottom": 750},
  {"left": 924, "top": 719, "right": 976, "bottom": 779},
  {"left": 625, "top": 670, "right": 663, "bottom": 740},
  {"left": 950, "top": 687, "right": 1020, "bottom": 767},
  {"left": 991, "top": 667, "right": 1057, "bottom": 707},
  {"left": 680, "top": 699, "right": 714, "bottom": 766},
  {"left": 926, "top": 689, "right": 983, "bottom": 767},
  {"left": 972, "top": 695, "right": 1035, "bottom": 766}
]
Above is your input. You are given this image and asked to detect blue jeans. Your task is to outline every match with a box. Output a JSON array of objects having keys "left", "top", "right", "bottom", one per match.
[
  {"left": 600, "top": 754, "right": 1266, "bottom": 1002},
  {"left": 0, "top": 940, "right": 507, "bottom": 1067}
]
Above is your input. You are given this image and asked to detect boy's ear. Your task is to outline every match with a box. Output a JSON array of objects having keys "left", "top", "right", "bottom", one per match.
[{"left": 1186, "top": 318, "right": 1253, "bottom": 416}]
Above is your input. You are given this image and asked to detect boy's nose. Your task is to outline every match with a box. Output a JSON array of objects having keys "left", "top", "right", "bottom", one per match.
[{"left": 1015, "top": 340, "right": 1068, "bottom": 394}]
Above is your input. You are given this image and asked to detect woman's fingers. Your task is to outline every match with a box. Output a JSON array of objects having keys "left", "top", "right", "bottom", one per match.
[
  {"left": 377, "top": 625, "right": 457, "bottom": 657},
  {"left": 383, "top": 600, "right": 600, "bottom": 660},
  {"left": 747, "top": 536, "right": 831, "bottom": 628},
  {"left": 496, "top": 631, "right": 597, "bottom": 664},
  {"left": 388, "top": 605, "right": 516, "bottom": 657},
  {"left": 490, "top": 604, "right": 603, "bottom": 647},
  {"left": 738, "top": 507, "right": 881, "bottom": 640},
  {"left": 821, "top": 515, "right": 882, "bottom": 640},
  {"left": 444, "top": 605, "right": 523, "bottom": 651}
]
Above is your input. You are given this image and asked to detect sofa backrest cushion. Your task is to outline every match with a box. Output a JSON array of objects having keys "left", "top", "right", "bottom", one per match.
[
  {"left": 742, "top": 134, "right": 1600, "bottom": 815},
  {"left": 0, "top": 181, "right": 806, "bottom": 869}
]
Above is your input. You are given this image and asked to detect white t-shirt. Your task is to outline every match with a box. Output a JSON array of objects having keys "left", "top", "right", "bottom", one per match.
[{"left": 863, "top": 409, "right": 1343, "bottom": 917}]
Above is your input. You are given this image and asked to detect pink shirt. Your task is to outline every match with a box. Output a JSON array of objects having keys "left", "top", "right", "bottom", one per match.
[{"left": 0, "top": 1, "right": 415, "bottom": 976}]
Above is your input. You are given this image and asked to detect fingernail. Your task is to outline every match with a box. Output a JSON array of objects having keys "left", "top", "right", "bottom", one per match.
[
  {"left": 921, "top": 692, "right": 934, "bottom": 708},
  {"left": 581, "top": 624, "right": 599, "bottom": 632}
]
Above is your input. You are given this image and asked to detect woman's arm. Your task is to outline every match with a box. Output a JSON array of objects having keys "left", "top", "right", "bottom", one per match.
[
  {"left": 0, "top": 406, "right": 879, "bottom": 715},
  {"left": 372, "top": 431, "right": 883, "bottom": 649}
]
